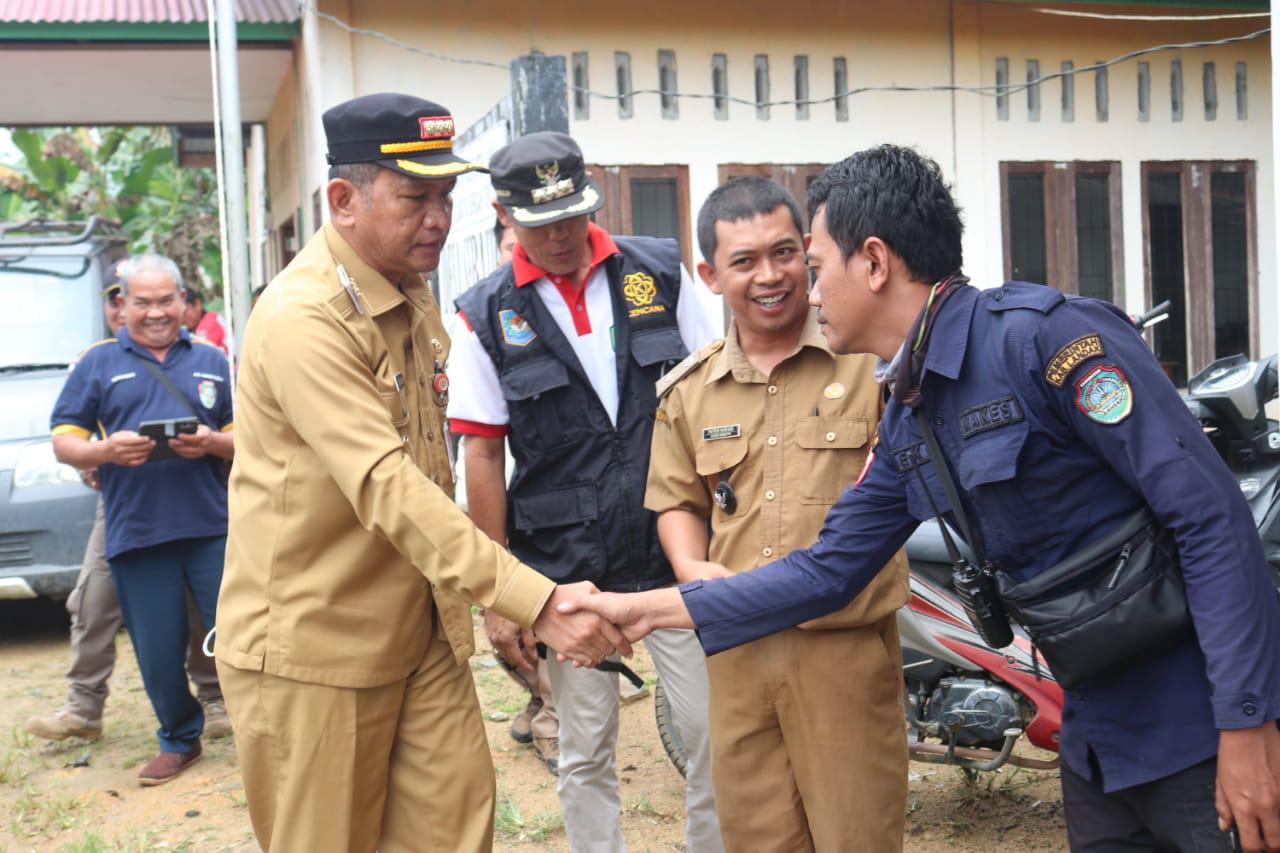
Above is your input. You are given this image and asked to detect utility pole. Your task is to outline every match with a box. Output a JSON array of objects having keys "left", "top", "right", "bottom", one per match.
[
  {"left": 510, "top": 54, "right": 569, "bottom": 136},
  {"left": 214, "top": 0, "right": 251, "bottom": 356},
  {"left": 1272, "top": 1, "right": 1280, "bottom": 361}
]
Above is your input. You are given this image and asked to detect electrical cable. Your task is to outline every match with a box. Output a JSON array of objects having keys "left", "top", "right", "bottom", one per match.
[
  {"left": 297, "top": 1, "right": 1266, "bottom": 109},
  {"left": 971, "top": 2, "right": 1268, "bottom": 22}
]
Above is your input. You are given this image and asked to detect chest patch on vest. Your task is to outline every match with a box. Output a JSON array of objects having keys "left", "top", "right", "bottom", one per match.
[
  {"left": 1046, "top": 334, "right": 1105, "bottom": 386},
  {"left": 623, "top": 272, "right": 666, "bottom": 319},
  {"left": 1075, "top": 364, "right": 1133, "bottom": 425},
  {"left": 702, "top": 424, "right": 741, "bottom": 441},
  {"left": 499, "top": 309, "right": 537, "bottom": 347},
  {"left": 959, "top": 395, "right": 1025, "bottom": 439}
]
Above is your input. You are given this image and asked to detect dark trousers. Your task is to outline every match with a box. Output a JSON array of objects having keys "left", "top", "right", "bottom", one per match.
[
  {"left": 1063, "top": 755, "right": 1234, "bottom": 852},
  {"left": 109, "top": 535, "right": 225, "bottom": 754}
]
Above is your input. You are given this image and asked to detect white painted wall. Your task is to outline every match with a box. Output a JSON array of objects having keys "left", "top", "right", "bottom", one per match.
[{"left": 269, "top": 0, "right": 1275, "bottom": 353}]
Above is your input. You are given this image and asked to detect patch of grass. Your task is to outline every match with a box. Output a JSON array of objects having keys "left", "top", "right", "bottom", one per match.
[
  {"left": 119, "top": 750, "right": 153, "bottom": 770},
  {"left": 626, "top": 794, "right": 657, "bottom": 816},
  {"left": 494, "top": 794, "right": 525, "bottom": 838},
  {"left": 11, "top": 788, "right": 86, "bottom": 838},
  {"left": 494, "top": 694, "right": 530, "bottom": 715},
  {"left": 9, "top": 727, "right": 34, "bottom": 750},
  {"left": 0, "top": 748, "right": 30, "bottom": 787},
  {"left": 58, "top": 832, "right": 109, "bottom": 853},
  {"left": 524, "top": 810, "right": 564, "bottom": 842}
]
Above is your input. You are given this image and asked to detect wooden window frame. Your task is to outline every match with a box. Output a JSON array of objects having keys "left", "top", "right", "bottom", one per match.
[
  {"left": 999, "top": 161, "right": 1124, "bottom": 302},
  {"left": 586, "top": 163, "right": 693, "bottom": 271},
  {"left": 1140, "top": 160, "right": 1259, "bottom": 369},
  {"left": 717, "top": 163, "right": 829, "bottom": 229}
]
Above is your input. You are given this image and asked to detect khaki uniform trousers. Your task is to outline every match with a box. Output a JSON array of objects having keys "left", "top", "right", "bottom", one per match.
[
  {"left": 707, "top": 618, "right": 907, "bottom": 853},
  {"left": 65, "top": 498, "right": 219, "bottom": 721},
  {"left": 497, "top": 653, "right": 558, "bottom": 740},
  {"left": 217, "top": 630, "right": 495, "bottom": 853}
]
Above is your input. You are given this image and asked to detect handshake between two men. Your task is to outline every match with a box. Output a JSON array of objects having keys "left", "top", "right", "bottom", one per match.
[{"left": 519, "top": 581, "right": 700, "bottom": 673}]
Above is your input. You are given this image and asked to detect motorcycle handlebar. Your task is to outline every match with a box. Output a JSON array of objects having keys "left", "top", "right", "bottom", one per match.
[{"left": 1133, "top": 300, "right": 1172, "bottom": 331}]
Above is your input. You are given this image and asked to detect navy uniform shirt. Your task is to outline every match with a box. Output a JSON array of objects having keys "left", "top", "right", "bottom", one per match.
[
  {"left": 51, "top": 328, "right": 234, "bottom": 561},
  {"left": 680, "top": 281, "right": 1280, "bottom": 791}
]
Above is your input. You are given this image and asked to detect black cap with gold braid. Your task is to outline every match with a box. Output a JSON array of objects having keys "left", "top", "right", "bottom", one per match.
[{"left": 323, "top": 93, "right": 487, "bottom": 179}]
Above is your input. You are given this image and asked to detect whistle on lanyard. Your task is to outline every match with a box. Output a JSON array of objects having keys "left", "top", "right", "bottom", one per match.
[
  {"left": 713, "top": 470, "right": 737, "bottom": 515},
  {"left": 336, "top": 263, "right": 366, "bottom": 315}
]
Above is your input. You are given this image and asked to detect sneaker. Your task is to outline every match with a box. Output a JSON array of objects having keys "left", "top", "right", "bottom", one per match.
[
  {"left": 201, "top": 700, "right": 232, "bottom": 739},
  {"left": 619, "top": 679, "right": 650, "bottom": 705},
  {"left": 138, "top": 740, "right": 202, "bottom": 787},
  {"left": 24, "top": 709, "right": 103, "bottom": 742},
  {"left": 509, "top": 696, "right": 540, "bottom": 745},
  {"left": 533, "top": 736, "right": 559, "bottom": 776}
]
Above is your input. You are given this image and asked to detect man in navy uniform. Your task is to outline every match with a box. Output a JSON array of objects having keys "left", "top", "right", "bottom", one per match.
[
  {"left": 50, "top": 254, "right": 235, "bottom": 786},
  {"left": 563, "top": 145, "right": 1280, "bottom": 852}
]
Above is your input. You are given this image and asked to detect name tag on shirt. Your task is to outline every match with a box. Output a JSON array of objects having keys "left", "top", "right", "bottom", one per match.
[
  {"left": 110, "top": 372, "right": 136, "bottom": 384},
  {"left": 703, "top": 424, "right": 741, "bottom": 441}
]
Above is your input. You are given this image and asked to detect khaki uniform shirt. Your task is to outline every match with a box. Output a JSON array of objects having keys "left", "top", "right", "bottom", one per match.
[
  {"left": 645, "top": 314, "right": 908, "bottom": 630},
  {"left": 217, "top": 225, "right": 554, "bottom": 688}
]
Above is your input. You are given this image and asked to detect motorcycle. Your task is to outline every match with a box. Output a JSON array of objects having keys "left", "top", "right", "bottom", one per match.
[{"left": 655, "top": 300, "right": 1280, "bottom": 776}]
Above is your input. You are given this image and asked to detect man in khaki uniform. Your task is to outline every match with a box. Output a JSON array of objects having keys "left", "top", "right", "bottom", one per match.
[
  {"left": 644, "top": 177, "right": 910, "bottom": 851},
  {"left": 216, "top": 93, "right": 628, "bottom": 853}
]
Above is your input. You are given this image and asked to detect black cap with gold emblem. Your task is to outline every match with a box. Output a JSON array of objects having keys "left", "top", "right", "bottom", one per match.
[
  {"left": 323, "top": 92, "right": 487, "bottom": 179},
  {"left": 489, "top": 131, "right": 604, "bottom": 226}
]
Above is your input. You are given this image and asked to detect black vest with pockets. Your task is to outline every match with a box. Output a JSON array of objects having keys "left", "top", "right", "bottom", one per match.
[{"left": 456, "top": 236, "right": 687, "bottom": 591}]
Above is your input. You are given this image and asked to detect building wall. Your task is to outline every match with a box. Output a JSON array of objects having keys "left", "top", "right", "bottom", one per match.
[
  {"left": 264, "top": 0, "right": 1276, "bottom": 352},
  {"left": 962, "top": 4, "right": 1272, "bottom": 346}
]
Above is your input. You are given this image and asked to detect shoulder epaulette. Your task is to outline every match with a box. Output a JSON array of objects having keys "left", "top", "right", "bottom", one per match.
[
  {"left": 75, "top": 338, "right": 117, "bottom": 359},
  {"left": 656, "top": 339, "right": 725, "bottom": 400}
]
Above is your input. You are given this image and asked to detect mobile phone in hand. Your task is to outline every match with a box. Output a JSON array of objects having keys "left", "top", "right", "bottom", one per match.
[{"left": 138, "top": 417, "right": 200, "bottom": 461}]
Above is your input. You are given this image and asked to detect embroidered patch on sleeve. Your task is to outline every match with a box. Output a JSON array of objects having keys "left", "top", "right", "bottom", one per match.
[
  {"left": 960, "top": 395, "right": 1025, "bottom": 439},
  {"left": 1074, "top": 364, "right": 1133, "bottom": 424},
  {"left": 1046, "top": 334, "right": 1105, "bottom": 387}
]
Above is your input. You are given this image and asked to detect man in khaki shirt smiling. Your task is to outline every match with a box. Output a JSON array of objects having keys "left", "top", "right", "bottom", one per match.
[
  {"left": 645, "top": 177, "right": 910, "bottom": 851},
  {"left": 216, "top": 93, "right": 627, "bottom": 853}
]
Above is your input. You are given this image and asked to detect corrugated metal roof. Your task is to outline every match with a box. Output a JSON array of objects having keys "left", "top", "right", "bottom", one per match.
[{"left": 0, "top": 0, "right": 299, "bottom": 24}]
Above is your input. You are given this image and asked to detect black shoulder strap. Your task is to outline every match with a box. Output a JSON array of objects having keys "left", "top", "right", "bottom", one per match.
[
  {"left": 913, "top": 406, "right": 988, "bottom": 566},
  {"left": 126, "top": 350, "right": 201, "bottom": 421}
]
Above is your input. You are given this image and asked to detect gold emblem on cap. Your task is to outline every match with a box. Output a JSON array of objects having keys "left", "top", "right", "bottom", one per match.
[
  {"left": 531, "top": 161, "right": 575, "bottom": 204},
  {"left": 824, "top": 382, "right": 846, "bottom": 399},
  {"left": 418, "top": 115, "right": 456, "bottom": 140}
]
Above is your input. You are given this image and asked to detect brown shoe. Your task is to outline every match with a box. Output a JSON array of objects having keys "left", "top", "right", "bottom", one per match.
[
  {"left": 138, "top": 741, "right": 202, "bottom": 787},
  {"left": 201, "top": 700, "right": 232, "bottom": 739},
  {"left": 533, "top": 736, "right": 559, "bottom": 775},
  {"left": 509, "top": 696, "right": 541, "bottom": 745},
  {"left": 24, "top": 709, "right": 103, "bottom": 742}
]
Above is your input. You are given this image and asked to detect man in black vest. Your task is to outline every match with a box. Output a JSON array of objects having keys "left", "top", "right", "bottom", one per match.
[{"left": 448, "top": 132, "right": 724, "bottom": 852}]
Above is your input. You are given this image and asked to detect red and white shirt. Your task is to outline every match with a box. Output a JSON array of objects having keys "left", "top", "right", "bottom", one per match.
[
  {"left": 448, "top": 224, "right": 719, "bottom": 435},
  {"left": 192, "top": 310, "right": 229, "bottom": 355}
]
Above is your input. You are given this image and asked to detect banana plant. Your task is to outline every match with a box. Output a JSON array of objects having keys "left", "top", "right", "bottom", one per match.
[{"left": 0, "top": 126, "right": 222, "bottom": 294}]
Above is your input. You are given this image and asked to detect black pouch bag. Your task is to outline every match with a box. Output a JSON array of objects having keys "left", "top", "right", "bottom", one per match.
[{"left": 995, "top": 508, "right": 1193, "bottom": 688}]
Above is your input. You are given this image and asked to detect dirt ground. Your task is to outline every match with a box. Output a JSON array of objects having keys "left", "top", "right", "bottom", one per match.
[{"left": 0, "top": 598, "right": 1067, "bottom": 852}]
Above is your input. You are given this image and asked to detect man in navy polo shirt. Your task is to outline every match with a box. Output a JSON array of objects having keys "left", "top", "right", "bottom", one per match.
[{"left": 50, "top": 253, "right": 234, "bottom": 787}]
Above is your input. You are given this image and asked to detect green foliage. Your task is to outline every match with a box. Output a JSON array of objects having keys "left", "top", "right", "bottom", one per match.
[{"left": 0, "top": 126, "right": 222, "bottom": 294}]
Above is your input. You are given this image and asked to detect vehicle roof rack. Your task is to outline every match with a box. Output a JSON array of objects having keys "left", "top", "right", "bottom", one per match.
[{"left": 0, "top": 217, "right": 122, "bottom": 248}]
